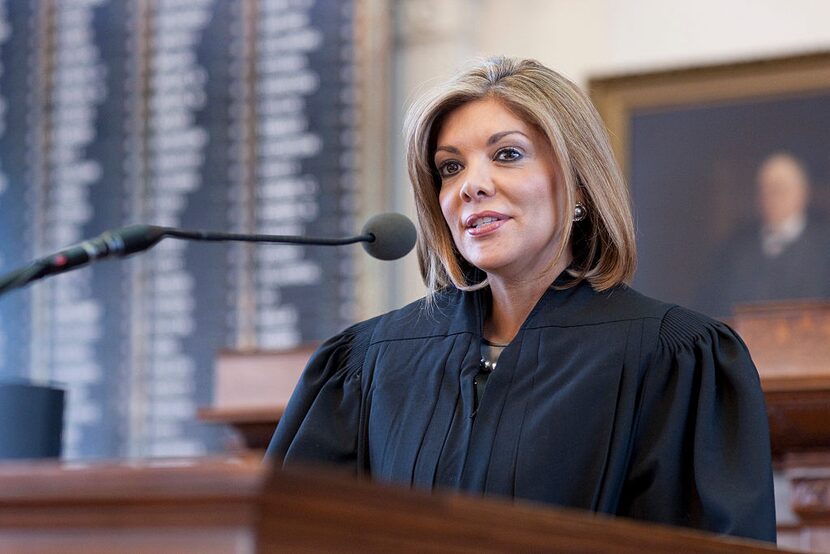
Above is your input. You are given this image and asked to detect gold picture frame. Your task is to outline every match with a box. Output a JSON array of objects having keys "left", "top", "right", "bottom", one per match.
[
  {"left": 589, "top": 53, "right": 830, "bottom": 317},
  {"left": 591, "top": 52, "right": 830, "bottom": 177}
]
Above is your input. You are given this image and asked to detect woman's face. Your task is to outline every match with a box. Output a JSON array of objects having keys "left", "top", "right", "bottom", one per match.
[{"left": 434, "top": 97, "right": 565, "bottom": 282}]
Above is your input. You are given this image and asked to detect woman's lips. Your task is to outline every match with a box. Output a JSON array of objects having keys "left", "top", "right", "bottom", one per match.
[{"left": 464, "top": 212, "right": 509, "bottom": 237}]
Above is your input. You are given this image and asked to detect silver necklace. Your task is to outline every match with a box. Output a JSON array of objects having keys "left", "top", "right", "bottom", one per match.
[{"left": 479, "top": 358, "right": 497, "bottom": 372}]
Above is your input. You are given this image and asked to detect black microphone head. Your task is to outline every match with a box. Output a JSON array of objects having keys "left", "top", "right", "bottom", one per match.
[{"left": 361, "top": 213, "right": 417, "bottom": 260}]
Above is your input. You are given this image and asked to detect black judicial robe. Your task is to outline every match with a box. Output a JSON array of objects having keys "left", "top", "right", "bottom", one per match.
[{"left": 267, "top": 280, "right": 776, "bottom": 542}]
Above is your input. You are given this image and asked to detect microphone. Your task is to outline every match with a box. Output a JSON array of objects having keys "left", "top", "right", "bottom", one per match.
[
  {"left": 0, "top": 225, "right": 167, "bottom": 296},
  {"left": 158, "top": 212, "right": 416, "bottom": 260},
  {"left": 43, "top": 225, "right": 166, "bottom": 276},
  {"left": 0, "top": 213, "right": 416, "bottom": 296},
  {"left": 361, "top": 212, "right": 418, "bottom": 260}
]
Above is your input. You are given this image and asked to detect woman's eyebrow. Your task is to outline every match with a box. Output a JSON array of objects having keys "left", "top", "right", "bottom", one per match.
[
  {"left": 435, "top": 130, "right": 529, "bottom": 157},
  {"left": 434, "top": 145, "right": 460, "bottom": 156},
  {"left": 487, "top": 130, "right": 528, "bottom": 145}
]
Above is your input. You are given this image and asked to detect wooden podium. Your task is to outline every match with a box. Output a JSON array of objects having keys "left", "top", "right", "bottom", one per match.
[
  {"left": 199, "top": 347, "right": 315, "bottom": 451},
  {"left": 0, "top": 457, "right": 789, "bottom": 553},
  {"left": 732, "top": 300, "right": 830, "bottom": 551},
  {"left": 732, "top": 301, "right": 830, "bottom": 457}
]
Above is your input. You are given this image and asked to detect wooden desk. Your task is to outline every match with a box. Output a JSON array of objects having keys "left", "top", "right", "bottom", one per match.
[
  {"left": 0, "top": 457, "right": 793, "bottom": 553},
  {"left": 0, "top": 457, "right": 264, "bottom": 553},
  {"left": 201, "top": 348, "right": 312, "bottom": 450},
  {"left": 733, "top": 301, "right": 830, "bottom": 457},
  {"left": 198, "top": 406, "right": 283, "bottom": 452}
]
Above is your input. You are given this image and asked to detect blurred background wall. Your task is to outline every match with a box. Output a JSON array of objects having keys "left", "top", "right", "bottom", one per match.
[{"left": 1, "top": 0, "right": 830, "bottom": 461}]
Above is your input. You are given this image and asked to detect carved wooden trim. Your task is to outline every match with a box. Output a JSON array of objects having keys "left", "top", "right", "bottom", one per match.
[{"left": 791, "top": 478, "right": 830, "bottom": 519}]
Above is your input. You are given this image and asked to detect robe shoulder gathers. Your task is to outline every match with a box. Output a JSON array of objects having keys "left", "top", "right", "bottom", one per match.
[{"left": 266, "top": 280, "right": 777, "bottom": 542}]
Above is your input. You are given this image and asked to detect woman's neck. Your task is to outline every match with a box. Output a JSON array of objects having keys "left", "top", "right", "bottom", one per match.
[{"left": 483, "top": 255, "right": 572, "bottom": 345}]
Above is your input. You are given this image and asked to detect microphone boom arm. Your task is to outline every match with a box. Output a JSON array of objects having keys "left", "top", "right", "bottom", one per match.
[
  {"left": 161, "top": 228, "right": 375, "bottom": 246},
  {"left": 0, "top": 228, "right": 373, "bottom": 297},
  {"left": 0, "top": 212, "right": 417, "bottom": 298}
]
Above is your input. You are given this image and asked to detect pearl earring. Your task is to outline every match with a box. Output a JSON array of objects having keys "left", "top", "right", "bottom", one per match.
[{"left": 573, "top": 202, "right": 587, "bottom": 222}]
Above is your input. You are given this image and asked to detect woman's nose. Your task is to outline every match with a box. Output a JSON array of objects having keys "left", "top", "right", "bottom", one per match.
[{"left": 459, "top": 162, "right": 495, "bottom": 201}]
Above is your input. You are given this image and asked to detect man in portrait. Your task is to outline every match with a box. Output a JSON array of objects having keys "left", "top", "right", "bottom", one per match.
[{"left": 709, "top": 152, "right": 830, "bottom": 316}]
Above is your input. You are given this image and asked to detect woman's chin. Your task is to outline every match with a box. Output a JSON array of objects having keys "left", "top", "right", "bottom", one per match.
[{"left": 466, "top": 259, "right": 508, "bottom": 279}]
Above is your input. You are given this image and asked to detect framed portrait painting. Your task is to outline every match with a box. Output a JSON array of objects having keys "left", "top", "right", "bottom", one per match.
[{"left": 591, "top": 53, "right": 830, "bottom": 319}]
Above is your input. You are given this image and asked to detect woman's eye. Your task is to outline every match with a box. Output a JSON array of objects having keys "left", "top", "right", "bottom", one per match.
[
  {"left": 438, "top": 161, "right": 462, "bottom": 177},
  {"left": 495, "top": 147, "right": 522, "bottom": 162}
]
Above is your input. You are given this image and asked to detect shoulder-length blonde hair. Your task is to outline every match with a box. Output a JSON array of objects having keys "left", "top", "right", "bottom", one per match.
[{"left": 404, "top": 56, "right": 636, "bottom": 298}]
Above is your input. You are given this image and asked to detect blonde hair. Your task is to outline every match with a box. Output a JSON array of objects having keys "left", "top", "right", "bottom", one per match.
[{"left": 404, "top": 56, "right": 636, "bottom": 298}]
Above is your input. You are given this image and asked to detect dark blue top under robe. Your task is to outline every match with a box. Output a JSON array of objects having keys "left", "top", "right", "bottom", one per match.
[{"left": 266, "top": 278, "right": 777, "bottom": 543}]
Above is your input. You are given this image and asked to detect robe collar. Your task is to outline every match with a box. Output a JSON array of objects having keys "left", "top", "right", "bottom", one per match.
[{"left": 453, "top": 271, "right": 595, "bottom": 338}]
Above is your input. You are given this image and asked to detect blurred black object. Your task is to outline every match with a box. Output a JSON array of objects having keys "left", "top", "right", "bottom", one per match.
[{"left": 0, "top": 381, "right": 63, "bottom": 459}]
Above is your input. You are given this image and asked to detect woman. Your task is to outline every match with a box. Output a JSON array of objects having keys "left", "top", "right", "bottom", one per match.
[{"left": 267, "top": 57, "right": 776, "bottom": 542}]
